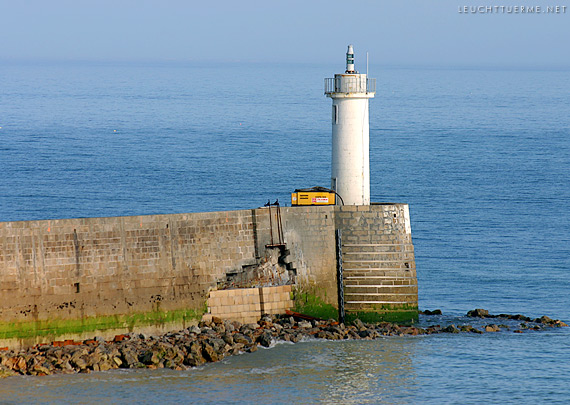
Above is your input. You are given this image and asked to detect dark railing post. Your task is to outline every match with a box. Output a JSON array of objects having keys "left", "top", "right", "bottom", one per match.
[
  {"left": 266, "top": 200, "right": 274, "bottom": 246},
  {"left": 336, "top": 229, "right": 345, "bottom": 324}
]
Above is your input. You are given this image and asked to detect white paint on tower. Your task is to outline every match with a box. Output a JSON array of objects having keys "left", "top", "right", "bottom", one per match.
[{"left": 325, "top": 45, "right": 375, "bottom": 206}]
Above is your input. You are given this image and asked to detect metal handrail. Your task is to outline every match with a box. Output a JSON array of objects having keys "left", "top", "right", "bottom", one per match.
[{"left": 324, "top": 77, "right": 376, "bottom": 94}]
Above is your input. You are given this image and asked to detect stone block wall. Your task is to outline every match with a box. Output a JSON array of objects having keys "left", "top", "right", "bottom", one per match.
[
  {"left": 208, "top": 285, "right": 293, "bottom": 325},
  {"left": 0, "top": 211, "right": 257, "bottom": 326},
  {"left": 0, "top": 203, "right": 417, "bottom": 346},
  {"left": 253, "top": 206, "right": 338, "bottom": 306},
  {"left": 335, "top": 204, "right": 417, "bottom": 319}
]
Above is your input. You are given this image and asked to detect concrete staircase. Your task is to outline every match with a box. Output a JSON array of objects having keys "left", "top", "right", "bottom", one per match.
[{"left": 342, "top": 242, "right": 417, "bottom": 312}]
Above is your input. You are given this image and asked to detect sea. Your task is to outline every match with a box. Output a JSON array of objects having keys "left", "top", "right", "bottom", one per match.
[{"left": 0, "top": 60, "right": 569, "bottom": 403}]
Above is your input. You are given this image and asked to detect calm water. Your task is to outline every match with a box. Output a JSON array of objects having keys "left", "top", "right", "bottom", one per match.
[{"left": 0, "top": 61, "right": 569, "bottom": 403}]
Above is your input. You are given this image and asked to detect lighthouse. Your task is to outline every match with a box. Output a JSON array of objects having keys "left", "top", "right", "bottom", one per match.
[{"left": 325, "top": 45, "right": 375, "bottom": 205}]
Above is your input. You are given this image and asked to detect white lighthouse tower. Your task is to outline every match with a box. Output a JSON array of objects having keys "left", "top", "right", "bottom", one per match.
[{"left": 325, "top": 45, "right": 375, "bottom": 205}]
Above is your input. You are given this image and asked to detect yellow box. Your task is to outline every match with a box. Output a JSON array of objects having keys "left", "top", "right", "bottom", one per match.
[{"left": 291, "top": 191, "right": 335, "bottom": 206}]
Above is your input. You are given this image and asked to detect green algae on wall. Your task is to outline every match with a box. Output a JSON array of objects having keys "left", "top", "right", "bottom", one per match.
[
  {"left": 345, "top": 304, "right": 419, "bottom": 325},
  {"left": 292, "top": 286, "right": 418, "bottom": 324},
  {"left": 293, "top": 288, "right": 338, "bottom": 321},
  {"left": 0, "top": 308, "right": 205, "bottom": 341}
]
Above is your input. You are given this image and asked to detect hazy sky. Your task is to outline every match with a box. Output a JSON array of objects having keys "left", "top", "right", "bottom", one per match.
[{"left": 1, "top": 0, "right": 569, "bottom": 67}]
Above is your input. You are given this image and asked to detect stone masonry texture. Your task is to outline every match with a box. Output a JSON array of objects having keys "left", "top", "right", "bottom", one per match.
[
  {"left": 0, "top": 204, "right": 416, "bottom": 344},
  {"left": 336, "top": 204, "right": 418, "bottom": 313}
]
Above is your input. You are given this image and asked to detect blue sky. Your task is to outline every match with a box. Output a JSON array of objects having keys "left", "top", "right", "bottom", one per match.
[{"left": 1, "top": 0, "right": 569, "bottom": 67}]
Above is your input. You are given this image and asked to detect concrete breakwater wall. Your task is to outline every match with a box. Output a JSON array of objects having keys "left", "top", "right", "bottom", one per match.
[{"left": 0, "top": 204, "right": 416, "bottom": 348}]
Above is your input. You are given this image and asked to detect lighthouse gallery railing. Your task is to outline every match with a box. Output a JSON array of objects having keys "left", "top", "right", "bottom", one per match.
[{"left": 324, "top": 77, "right": 376, "bottom": 95}]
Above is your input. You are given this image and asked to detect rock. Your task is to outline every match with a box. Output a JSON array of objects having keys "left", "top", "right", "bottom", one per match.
[
  {"left": 485, "top": 324, "right": 500, "bottom": 332},
  {"left": 358, "top": 329, "right": 376, "bottom": 339},
  {"left": 443, "top": 325, "right": 460, "bottom": 333},
  {"left": 70, "top": 354, "right": 88, "bottom": 370},
  {"left": 34, "top": 363, "right": 52, "bottom": 376},
  {"left": 3, "top": 308, "right": 565, "bottom": 378},
  {"left": 460, "top": 325, "right": 483, "bottom": 334},
  {"left": 14, "top": 357, "right": 28, "bottom": 373},
  {"left": 352, "top": 319, "right": 365, "bottom": 329},
  {"left": 140, "top": 349, "right": 162, "bottom": 366},
  {"left": 206, "top": 338, "right": 226, "bottom": 353},
  {"left": 184, "top": 352, "right": 206, "bottom": 367},
  {"left": 401, "top": 327, "right": 420, "bottom": 336},
  {"left": 423, "top": 309, "right": 442, "bottom": 315},
  {"left": 259, "top": 314, "right": 273, "bottom": 324},
  {"left": 327, "top": 325, "right": 345, "bottom": 336},
  {"left": 348, "top": 329, "right": 361, "bottom": 339},
  {"left": 230, "top": 320, "right": 242, "bottom": 330},
  {"left": 467, "top": 309, "right": 489, "bottom": 318},
  {"left": 257, "top": 331, "right": 273, "bottom": 348},
  {"left": 239, "top": 325, "right": 254, "bottom": 335},
  {"left": 512, "top": 314, "right": 531, "bottom": 322},
  {"left": 201, "top": 343, "right": 219, "bottom": 362},
  {"left": 284, "top": 333, "right": 299, "bottom": 343},
  {"left": 198, "top": 320, "right": 212, "bottom": 328},
  {"left": 538, "top": 315, "right": 553, "bottom": 325},
  {"left": 212, "top": 316, "right": 223, "bottom": 325},
  {"left": 233, "top": 333, "right": 252, "bottom": 345},
  {"left": 229, "top": 344, "right": 244, "bottom": 355},
  {"left": 61, "top": 360, "right": 74, "bottom": 372},
  {"left": 222, "top": 333, "right": 234, "bottom": 346},
  {"left": 223, "top": 320, "right": 235, "bottom": 333},
  {"left": 120, "top": 347, "right": 142, "bottom": 368},
  {"left": 99, "top": 361, "right": 113, "bottom": 371},
  {"left": 315, "top": 331, "right": 328, "bottom": 339}
]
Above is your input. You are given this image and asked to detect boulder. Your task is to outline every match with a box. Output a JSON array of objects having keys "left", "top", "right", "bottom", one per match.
[
  {"left": 484, "top": 324, "right": 500, "bottom": 332},
  {"left": 183, "top": 352, "right": 205, "bottom": 367},
  {"left": 352, "top": 319, "right": 365, "bottom": 329},
  {"left": 233, "top": 333, "right": 252, "bottom": 345},
  {"left": 257, "top": 331, "right": 273, "bottom": 348},
  {"left": 222, "top": 333, "right": 234, "bottom": 346},
  {"left": 538, "top": 315, "right": 553, "bottom": 325},
  {"left": 201, "top": 343, "right": 219, "bottom": 362},
  {"left": 443, "top": 325, "right": 460, "bottom": 333},
  {"left": 467, "top": 309, "right": 489, "bottom": 318}
]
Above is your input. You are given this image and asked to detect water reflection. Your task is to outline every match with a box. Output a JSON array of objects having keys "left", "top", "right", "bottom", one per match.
[
  {"left": 316, "top": 339, "right": 418, "bottom": 404},
  {"left": 189, "top": 338, "right": 420, "bottom": 404},
  {"left": 0, "top": 339, "right": 420, "bottom": 404}
]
